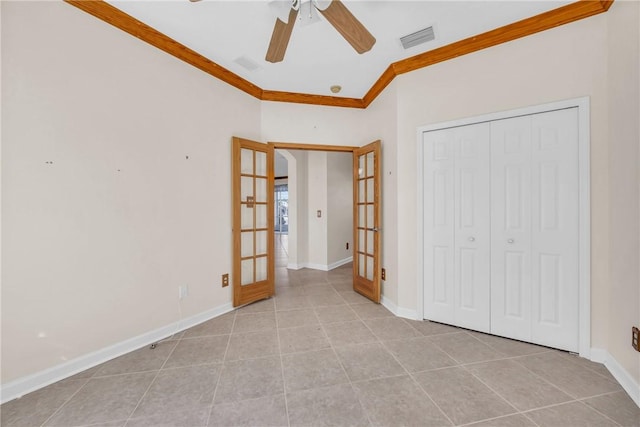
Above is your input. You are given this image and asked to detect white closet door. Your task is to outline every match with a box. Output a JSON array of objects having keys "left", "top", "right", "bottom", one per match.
[
  {"left": 490, "top": 108, "right": 579, "bottom": 351},
  {"left": 423, "top": 128, "right": 455, "bottom": 324},
  {"left": 530, "top": 108, "right": 579, "bottom": 352},
  {"left": 424, "top": 107, "right": 579, "bottom": 352},
  {"left": 491, "top": 116, "right": 533, "bottom": 341},
  {"left": 453, "top": 123, "right": 491, "bottom": 332}
]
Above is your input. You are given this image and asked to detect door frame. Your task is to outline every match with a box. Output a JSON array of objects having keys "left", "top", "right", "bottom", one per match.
[
  {"left": 268, "top": 141, "right": 382, "bottom": 302},
  {"left": 416, "top": 97, "right": 591, "bottom": 358}
]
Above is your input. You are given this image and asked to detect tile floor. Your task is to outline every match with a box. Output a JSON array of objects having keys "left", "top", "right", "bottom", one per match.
[{"left": 2, "top": 235, "right": 639, "bottom": 426}]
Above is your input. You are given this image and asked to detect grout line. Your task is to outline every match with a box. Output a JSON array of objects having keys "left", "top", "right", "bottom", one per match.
[
  {"left": 316, "top": 301, "right": 375, "bottom": 427},
  {"left": 459, "top": 364, "right": 522, "bottom": 418},
  {"left": 274, "top": 295, "right": 292, "bottom": 427},
  {"left": 519, "top": 399, "right": 583, "bottom": 414},
  {"left": 122, "top": 332, "right": 183, "bottom": 426},
  {"left": 206, "top": 310, "right": 237, "bottom": 426},
  {"left": 575, "top": 397, "right": 625, "bottom": 426},
  {"left": 37, "top": 376, "right": 94, "bottom": 427},
  {"left": 456, "top": 413, "right": 537, "bottom": 427},
  {"left": 557, "top": 352, "right": 622, "bottom": 383},
  {"left": 370, "top": 326, "right": 456, "bottom": 426},
  {"left": 515, "top": 395, "right": 628, "bottom": 426},
  {"left": 520, "top": 411, "right": 542, "bottom": 427}
]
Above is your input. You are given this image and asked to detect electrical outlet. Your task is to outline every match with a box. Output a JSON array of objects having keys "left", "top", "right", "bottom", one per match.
[
  {"left": 178, "top": 285, "right": 189, "bottom": 300},
  {"left": 222, "top": 273, "right": 229, "bottom": 287},
  {"left": 632, "top": 327, "right": 640, "bottom": 352},
  {"left": 381, "top": 268, "right": 386, "bottom": 281}
]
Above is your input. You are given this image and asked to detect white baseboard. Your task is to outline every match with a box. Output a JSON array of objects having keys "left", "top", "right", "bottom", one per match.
[
  {"left": 589, "top": 348, "right": 608, "bottom": 364},
  {"left": 292, "top": 257, "right": 353, "bottom": 272},
  {"left": 590, "top": 347, "right": 640, "bottom": 407},
  {"left": 381, "top": 295, "right": 418, "bottom": 320},
  {"left": 303, "top": 262, "right": 328, "bottom": 271},
  {"left": 0, "top": 302, "right": 233, "bottom": 404},
  {"left": 327, "top": 257, "right": 353, "bottom": 271}
]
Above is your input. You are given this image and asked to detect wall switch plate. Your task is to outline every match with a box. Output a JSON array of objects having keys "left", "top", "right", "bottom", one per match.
[
  {"left": 222, "top": 273, "right": 229, "bottom": 287},
  {"left": 317, "top": 210, "right": 322, "bottom": 218},
  {"left": 633, "top": 327, "right": 640, "bottom": 352},
  {"left": 381, "top": 268, "right": 386, "bottom": 281},
  {"left": 346, "top": 242, "right": 349, "bottom": 250}
]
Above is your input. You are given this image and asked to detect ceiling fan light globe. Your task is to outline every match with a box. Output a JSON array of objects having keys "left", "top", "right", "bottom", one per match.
[{"left": 298, "top": 0, "right": 321, "bottom": 26}]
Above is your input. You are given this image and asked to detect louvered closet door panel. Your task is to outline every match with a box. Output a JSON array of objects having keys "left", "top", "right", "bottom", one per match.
[
  {"left": 530, "top": 108, "right": 579, "bottom": 352},
  {"left": 423, "top": 128, "right": 455, "bottom": 324},
  {"left": 453, "top": 123, "right": 491, "bottom": 332},
  {"left": 490, "top": 116, "right": 533, "bottom": 341}
]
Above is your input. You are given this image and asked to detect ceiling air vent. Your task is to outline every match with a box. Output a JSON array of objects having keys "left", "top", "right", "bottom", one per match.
[
  {"left": 234, "top": 56, "right": 261, "bottom": 71},
  {"left": 400, "top": 26, "right": 435, "bottom": 50}
]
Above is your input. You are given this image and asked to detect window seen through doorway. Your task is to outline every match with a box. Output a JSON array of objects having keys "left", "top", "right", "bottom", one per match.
[{"left": 275, "top": 184, "right": 288, "bottom": 234}]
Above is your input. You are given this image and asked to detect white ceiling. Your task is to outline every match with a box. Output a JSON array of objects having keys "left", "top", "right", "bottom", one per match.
[{"left": 108, "top": 0, "right": 571, "bottom": 98}]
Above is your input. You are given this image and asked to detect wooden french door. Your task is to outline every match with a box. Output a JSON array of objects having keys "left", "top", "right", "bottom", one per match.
[
  {"left": 353, "top": 140, "right": 381, "bottom": 303},
  {"left": 232, "top": 137, "right": 274, "bottom": 307}
]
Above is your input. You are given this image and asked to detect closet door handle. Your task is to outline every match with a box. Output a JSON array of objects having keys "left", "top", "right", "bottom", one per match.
[{"left": 507, "top": 239, "right": 515, "bottom": 244}]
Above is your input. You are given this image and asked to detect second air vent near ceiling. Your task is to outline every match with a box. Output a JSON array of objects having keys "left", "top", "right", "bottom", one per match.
[
  {"left": 400, "top": 26, "right": 435, "bottom": 50},
  {"left": 234, "top": 56, "right": 261, "bottom": 71}
]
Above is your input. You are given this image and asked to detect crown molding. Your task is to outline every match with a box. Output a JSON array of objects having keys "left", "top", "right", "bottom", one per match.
[
  {"left": 262, "top": 90, "right": 364, "bottom": 109},
  {"left": 65, "top": 0, "right": 613, "bottom": 110}
]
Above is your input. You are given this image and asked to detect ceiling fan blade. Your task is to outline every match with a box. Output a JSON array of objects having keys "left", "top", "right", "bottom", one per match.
[
  {"left": 265, "top": 7, "right": 299, "bottom": 63},
  {"left": 317, "top": 0, "right": 375, "bottom": 54}
]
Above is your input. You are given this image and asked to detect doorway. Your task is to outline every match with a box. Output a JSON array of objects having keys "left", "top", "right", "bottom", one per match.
[
  {"left": 274, "top": 149, "right": 353, "bottom": 273},
  {"left": 231, "top": 139, "right": 382, "bottom": 307}
]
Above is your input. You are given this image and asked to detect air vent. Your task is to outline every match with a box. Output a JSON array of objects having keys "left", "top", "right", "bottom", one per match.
[
  {"left": 400, "top": 26, "right": 435, "bottom": 50},
  {"left": 234, "top": 56, "right": 261, "bottom": 71}
]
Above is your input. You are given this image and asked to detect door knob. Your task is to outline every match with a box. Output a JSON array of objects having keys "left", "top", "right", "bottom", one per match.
[
  {"left": 507, "top": 239, "right": 514, "bottom": 244},
  {"left": 468, "top": 237, "right": 475, "bottom": 242}
]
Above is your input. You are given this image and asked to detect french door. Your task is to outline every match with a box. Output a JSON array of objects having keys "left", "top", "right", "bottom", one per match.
[
  {"left": 233, "top": 139, "right": 382, "bottom": 306},
  {"left": 353, "top": 141, "right": 382, "bottom": 303},
  {"left": 232, "top": 137, "right": 274, "bottom": 307}
]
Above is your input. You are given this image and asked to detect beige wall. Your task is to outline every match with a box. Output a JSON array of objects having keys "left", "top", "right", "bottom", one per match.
[
  {"left": 327, "top": 152, "right": 353, "bottom": 266},
  {"left": 288, "top": 150, "right": 308, "bottom": 268},
  {"left": 306, "top": 151, "right": 329, "bottom": 267},
  {"left": 1, "top": 1, "right": 261, "bottom": 383},
  {"left": 606, "top": 0, "right": 640, "bottom": 384}
]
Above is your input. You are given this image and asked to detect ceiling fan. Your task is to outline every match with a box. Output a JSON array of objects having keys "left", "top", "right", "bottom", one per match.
[{"left": 265, "top": 0, "right": 376, "bottom": 63}]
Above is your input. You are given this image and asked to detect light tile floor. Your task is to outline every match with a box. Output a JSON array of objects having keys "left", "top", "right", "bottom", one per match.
[{"left": 2, "top": 235, "right": 639, "bottom": 426}]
